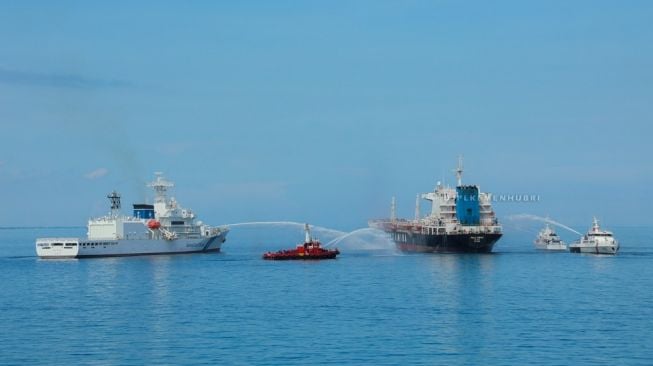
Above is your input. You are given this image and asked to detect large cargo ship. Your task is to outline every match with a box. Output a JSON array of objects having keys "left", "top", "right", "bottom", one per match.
[
  {"left": 36, "top": 173, "right": 228, "bottom": 258},
  {"left": 369, "top": 157, "right": 502, "bottom": 253}
]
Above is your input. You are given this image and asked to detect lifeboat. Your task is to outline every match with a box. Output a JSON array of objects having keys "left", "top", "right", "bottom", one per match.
[
  {"left": 263, "top": 224, "right": 340, "bottom": 260},
  {"left": 147, "top": 219, "right": 161, "bottom": 229}
]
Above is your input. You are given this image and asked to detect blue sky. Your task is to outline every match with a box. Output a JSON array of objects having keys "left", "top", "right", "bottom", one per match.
[{"left": 0, "top": 1, "right": 651, "bottom": 230}]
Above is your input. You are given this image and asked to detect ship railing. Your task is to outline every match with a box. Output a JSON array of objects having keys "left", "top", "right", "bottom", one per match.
[
  {"left": 36, "top": 237, "right": 80, "bottom": 243},
  {"left": 159, "top": 228, "right": 178, "bottom": 241}
]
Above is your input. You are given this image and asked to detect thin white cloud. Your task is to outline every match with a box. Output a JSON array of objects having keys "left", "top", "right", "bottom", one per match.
[
  {"left": 84, "top": 168, "right": 109, "bottom": 180},
  {"left": 0, "top": 66, "right": 133, "bottom": 89},
  {"left": 156, "top": 142, "right": 191, "bottom": 156}
]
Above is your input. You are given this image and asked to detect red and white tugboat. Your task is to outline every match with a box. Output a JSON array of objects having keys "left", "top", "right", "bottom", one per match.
[{"left": 263, "top": 224, "right": 340, "bottom": 260}]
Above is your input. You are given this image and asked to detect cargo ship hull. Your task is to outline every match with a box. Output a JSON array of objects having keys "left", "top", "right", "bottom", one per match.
[{"left": 390, "top": 231, "right": 502, "bottom": 253}]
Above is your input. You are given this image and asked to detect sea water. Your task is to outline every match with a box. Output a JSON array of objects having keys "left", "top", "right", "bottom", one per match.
[{"left": 1, "top": 225, "right": 652, "bottom": 365}]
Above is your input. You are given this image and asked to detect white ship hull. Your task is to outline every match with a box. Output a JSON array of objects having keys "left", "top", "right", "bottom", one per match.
[
  {"left": 569, "top": 243, "right": 618, "bottom": 255},
  {"left": 534, "top": 242, "right": 567, "bottom": 251},
  {"left": 36, "top": 232, "right": 227, "bottom": 259}
]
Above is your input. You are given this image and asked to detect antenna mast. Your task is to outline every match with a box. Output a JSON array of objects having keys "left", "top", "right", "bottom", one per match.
[
  {"left": 391, "top": 196, "right": 397, "bottom": 223},
  {"left": 304, "top": 223, "right": 312, "bottom": 243},
  {"left": 454, "top": 155, "right": 464, "bottom": 186},
  {"left": 107, "top": 191, "right": 121, "bottom": 218},
  {"left": 148, "top": 172, "right": 174, "bottom": 203}
]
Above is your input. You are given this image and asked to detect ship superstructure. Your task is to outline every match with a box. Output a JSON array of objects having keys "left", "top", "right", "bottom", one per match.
[
  {"left": 534, "top": 223, "right": 567, "bottom": 251},
  {"left": 36, "top": 173, "right": 228, "bottom": 258},
  {"left": 369, "top": 157, "right": 502, "bottom": 253}
]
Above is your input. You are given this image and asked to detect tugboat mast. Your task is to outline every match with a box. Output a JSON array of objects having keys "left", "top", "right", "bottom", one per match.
[{"left": 304, "top": 223, "right": 312, "bottom": 244}]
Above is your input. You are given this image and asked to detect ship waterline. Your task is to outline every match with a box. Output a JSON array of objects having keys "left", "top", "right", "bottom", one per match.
[
  {"left": 36, "top": 236, "right": 226, "bottom": 258},
  {"left": 393, "top": 233, "right": 502, "bottom": 253}
]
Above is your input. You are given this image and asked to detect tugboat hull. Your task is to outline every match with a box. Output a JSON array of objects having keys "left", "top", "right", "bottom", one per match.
[{"left": 262, "top": 251, "right": 339, "bottom": 260}]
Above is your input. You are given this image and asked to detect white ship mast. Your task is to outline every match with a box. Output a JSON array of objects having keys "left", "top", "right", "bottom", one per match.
[
  {"left": 148, "top": 172, "right": 174, "bottom": 217},
  {"left": 591, "top": 217, "right": 600, "bottom": 232},
  {"left": 454, "top": 155, "right": 464, "bottom": 186}
]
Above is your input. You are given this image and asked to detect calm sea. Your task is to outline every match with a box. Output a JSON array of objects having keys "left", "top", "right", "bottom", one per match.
[{"left": 1, "top": 225, "right": 652, "bottom": 365}]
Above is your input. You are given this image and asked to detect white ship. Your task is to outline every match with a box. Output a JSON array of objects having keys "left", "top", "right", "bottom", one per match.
[
  {"left": 568, "top": 217, "right": 619, "bottom": 255},
  {"left": 36, "top": 173, "right": 228, "bottom": 258},
  {"left": 534, "top": 224, "right": 567, "bottom": 251}
]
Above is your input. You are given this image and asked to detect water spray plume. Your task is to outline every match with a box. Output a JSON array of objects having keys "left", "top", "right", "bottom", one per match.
[
  {"left": 224, "top": 221, "right": 346, "bottom": 238},
  {"left": 507, "top": 214, "right": 582, "bottom": 235},
  {"left": 325, "top": 228, "right": 397, "bottom": 252},
  {"left": 225, "top": 222, "right": 398, "bottom": 253}
]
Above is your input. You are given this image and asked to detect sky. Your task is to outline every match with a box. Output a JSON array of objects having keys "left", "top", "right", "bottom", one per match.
[{"left": 0, "top": 1, "right": 651, "bottom": 230}]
